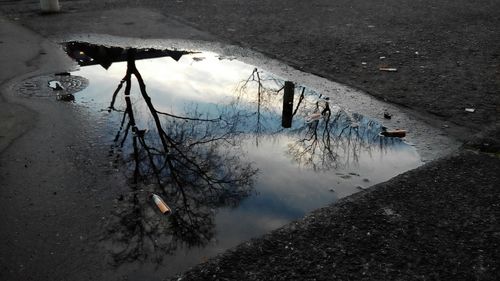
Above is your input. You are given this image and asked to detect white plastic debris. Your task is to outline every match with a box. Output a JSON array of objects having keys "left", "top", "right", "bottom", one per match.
[
  {"left": 379, "top": 67, "right": 398, "bottom": 72},
  {"left": 48, "top": 80, "right": 64, "bottom": 91},
  {"left": 305, "top": 113, "right": 322, "bottom": 123}
]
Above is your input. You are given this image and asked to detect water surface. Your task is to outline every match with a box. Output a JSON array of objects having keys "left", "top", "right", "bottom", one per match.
[{"left": 62, "top": 42, "right": 422, "bottom": 279}]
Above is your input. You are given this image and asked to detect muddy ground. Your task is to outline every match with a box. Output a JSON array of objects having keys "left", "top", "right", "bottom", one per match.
[{"left": 0, "top": 0, "right": 499, "bottom": 280}]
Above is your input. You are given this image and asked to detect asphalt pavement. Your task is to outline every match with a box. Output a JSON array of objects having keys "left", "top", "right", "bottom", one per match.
[{"left": 0, "top": 1, "right": 499, "bottom": 280}]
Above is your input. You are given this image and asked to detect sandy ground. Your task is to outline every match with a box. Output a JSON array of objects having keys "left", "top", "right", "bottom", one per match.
[{"left": 0, "top": 0, "right": 499, "bottom": 280}]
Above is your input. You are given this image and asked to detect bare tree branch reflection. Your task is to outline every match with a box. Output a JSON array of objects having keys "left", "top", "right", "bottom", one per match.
[
  {"left": 65, "top": 42, "right": 411, "bottom": 266},
  {"left": 287, "top": 98, "right": 401, "bottom": 171},
  {"left": 235, "top": 68, "right": 286, "bottom": 145},
  {"left": 234, "top": 68, "right": 404, "bottom": 171},
  {"left": 66, "top": 44, "right": 259, "bottom": 265}
]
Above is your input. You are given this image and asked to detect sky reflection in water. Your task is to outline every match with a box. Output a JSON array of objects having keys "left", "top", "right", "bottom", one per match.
[{"left": 66, "top": 43, "right": 422, "bottom": 277}]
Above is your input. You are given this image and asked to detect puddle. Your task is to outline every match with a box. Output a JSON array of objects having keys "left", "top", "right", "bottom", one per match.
[{"left": 24, "top": 41, "right": 426, "bottom": 278}]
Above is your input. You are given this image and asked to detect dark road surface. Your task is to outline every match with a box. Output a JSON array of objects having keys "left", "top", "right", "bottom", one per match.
[{"left": 0, "top": 0, "right": 499, "bottom": 280}]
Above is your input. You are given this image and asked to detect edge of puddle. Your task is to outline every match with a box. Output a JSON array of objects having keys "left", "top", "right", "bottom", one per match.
[
  {"left": 0, "top": 32, "right": 463, "bottom": 280},
  {"left": 54, "top": 33, "right": 461, "bottom": 163}
]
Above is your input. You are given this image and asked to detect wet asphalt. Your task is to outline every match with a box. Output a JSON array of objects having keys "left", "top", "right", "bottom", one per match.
[{"left": 0, "top": 0, "right": 499, "bottom": 280}]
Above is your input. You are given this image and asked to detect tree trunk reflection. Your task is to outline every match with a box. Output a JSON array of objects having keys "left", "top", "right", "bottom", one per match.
[{"left": 103, "top": 48, "right": 257, "bottom": 265}]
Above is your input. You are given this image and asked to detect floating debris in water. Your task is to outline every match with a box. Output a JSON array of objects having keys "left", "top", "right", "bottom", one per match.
[
  {"left": 381, "top": 129, "right": 407, "bottom": 138},
  {"left": 48, "top": 80, "right": 64, "bottom": 91},
  {"left": 152, "top": 194, "right": 171, "bottom": 215},
  {"left": 44, "top": 41, "right": 424, "bottom": 273},
  {"left": 305, "top": 112, "right": 322, "bottom": 123}
]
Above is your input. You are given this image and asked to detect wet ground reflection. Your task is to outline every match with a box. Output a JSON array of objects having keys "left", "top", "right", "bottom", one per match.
[
  {"left": 63, "top": 42, "right": 422, "bottom": 277},
  {"left": 74, "top": 45, "right": 257, "bottom": 266}
]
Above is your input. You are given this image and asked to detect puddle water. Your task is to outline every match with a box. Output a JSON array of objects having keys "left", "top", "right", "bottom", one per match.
[{"left": 59, "top": 42, "right": 422, "bottom": 279}]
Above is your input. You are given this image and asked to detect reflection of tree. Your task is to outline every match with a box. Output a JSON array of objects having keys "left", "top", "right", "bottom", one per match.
[
  {"left": 71, "top": 46, "right": 259, "bottom": 265},
  {"left": 234, "top": 69, "right": 404, "bottom": 171},
  {"left": 235, "top": 68, "right": 285, "bottom": 145},
  {"left": 287, "top": 99, "right": 401, "bottom": 171},
  {"left": 65, "top": 42, "right": 410, "bottom": 263}
]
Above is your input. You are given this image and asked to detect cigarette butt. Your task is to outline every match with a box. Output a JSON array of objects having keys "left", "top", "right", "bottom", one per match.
[
  {"left": 381, "top": 129, "right": 406, "bottom": 138},
  {"left": 152, "top": 194, "right": 171, "bottom": 214},
  {"left": 379, "top": 67, "right": 398, "bottom": 72}
]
